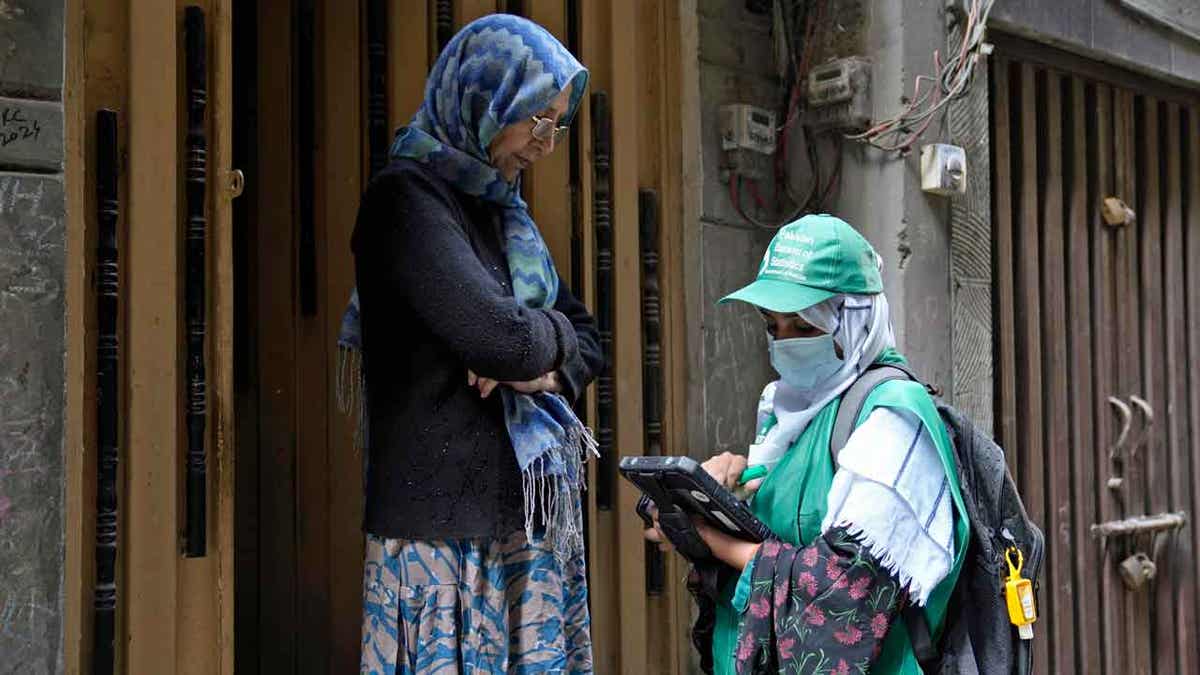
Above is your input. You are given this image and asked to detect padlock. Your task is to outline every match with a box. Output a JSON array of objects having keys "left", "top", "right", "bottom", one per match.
[{"left": 1118, "top": 552, "right": 1157, "bottom": 590}]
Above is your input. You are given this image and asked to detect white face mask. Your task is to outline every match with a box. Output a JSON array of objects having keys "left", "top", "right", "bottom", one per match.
[{"left": 768, "top": 334, "right": 842, "bottom": 392}]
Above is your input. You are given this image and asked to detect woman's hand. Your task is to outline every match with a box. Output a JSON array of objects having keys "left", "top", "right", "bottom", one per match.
[
  {"left": 641, "top": 501, "right": 760, "bottom": 570},
  {"left": 693, "top": 518, "right": 761, "bottom": 570},
  {"left": 506, "top": 371, "right": 562, "bottom": 395},
  {"left": 641, "top": 502, "right": 676, "bottom": 553},
  {"left": 468, "top": 370, "right": 562, "bottom": 398},
  {"left": 467, "top": 370, "right": 501, "bottom": 398},
  {"left": 702, "top": 451, "right": 764, "bottom": 500},
  {"left": 642, "top": 506, "right": 760, "bottom": 570}
]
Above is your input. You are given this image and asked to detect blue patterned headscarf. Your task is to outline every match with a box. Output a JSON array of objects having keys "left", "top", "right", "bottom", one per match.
[{"left": 338, "top": 15, "right": 593, "bottom": 561}]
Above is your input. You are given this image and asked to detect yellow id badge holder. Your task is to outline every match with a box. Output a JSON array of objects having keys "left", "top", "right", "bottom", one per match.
[{"left": 1004, "top": 546, "right": 1037, "bottom": 640}]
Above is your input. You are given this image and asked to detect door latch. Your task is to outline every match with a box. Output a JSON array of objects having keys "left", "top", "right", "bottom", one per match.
[{"left": 1092, "top": 512, "right": 1187, "bottom": 592}]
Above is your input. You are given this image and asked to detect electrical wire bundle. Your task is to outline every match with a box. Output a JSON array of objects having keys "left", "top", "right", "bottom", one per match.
[
  {"left": 729, "top": 0, "right": 840, "bottom": 229},
  {"left": 846, "top": 0, "right": 996, "bottom": 154}
]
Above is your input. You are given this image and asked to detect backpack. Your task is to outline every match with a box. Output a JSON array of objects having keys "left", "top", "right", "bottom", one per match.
[{"left": 832, "top": 363, "right": 1044, "bottom": 675}]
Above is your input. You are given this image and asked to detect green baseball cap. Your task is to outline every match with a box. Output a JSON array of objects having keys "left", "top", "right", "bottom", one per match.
[{"left": 720, "top": 214, "right": 882, "bottom": 312}]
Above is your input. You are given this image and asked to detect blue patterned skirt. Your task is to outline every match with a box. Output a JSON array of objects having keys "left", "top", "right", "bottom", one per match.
[{"left": 360, "top": 531, "right": 593, "bottom": 674}]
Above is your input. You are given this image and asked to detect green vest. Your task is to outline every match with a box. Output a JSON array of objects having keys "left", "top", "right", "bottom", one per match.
[{"left": 711, "top": 379, "right": 969, "bottom": 675}]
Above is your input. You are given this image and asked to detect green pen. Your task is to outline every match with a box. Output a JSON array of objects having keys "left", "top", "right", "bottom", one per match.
[{"left": 738, "top": 465, "right": 768, "bottom": 485}]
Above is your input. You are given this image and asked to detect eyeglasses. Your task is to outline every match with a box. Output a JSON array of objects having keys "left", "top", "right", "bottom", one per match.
[{"left": 531, "top": 115, "right": 569, "bottom": 143}]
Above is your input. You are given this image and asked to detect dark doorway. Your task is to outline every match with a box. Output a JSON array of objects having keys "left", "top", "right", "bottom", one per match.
[{"left": 232, "top": 1, "right": 366, "bottom": 672}]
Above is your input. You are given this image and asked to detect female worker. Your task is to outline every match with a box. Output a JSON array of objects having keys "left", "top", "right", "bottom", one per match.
[{"left": 648, "top": 215, "right": 968, "bottom": 674}]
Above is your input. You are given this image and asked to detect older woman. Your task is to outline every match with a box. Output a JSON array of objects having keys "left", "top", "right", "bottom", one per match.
[
  {"left": 340, "top": 15, "right": 600, "bottom": 674},
  {"left": 648, "top": 215, "right": 968, "bottom": 674}
]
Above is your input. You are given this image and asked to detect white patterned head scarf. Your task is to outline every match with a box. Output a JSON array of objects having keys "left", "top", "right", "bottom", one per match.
[{"left": 748, "top": 290, "right": 896, "bottom": 471}]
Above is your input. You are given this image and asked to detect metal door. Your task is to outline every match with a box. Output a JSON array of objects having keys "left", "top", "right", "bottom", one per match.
[{"left": 991, "top": 37, "right": 1200, "bottom": 675}]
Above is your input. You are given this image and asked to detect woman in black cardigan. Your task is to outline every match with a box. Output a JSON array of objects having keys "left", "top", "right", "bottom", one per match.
[{"left": 340, "top": 15, "right": 601, "bottom": 674}]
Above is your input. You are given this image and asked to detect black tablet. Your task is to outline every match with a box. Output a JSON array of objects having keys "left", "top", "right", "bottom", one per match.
[{"left": 619, "top": 455, "right": 775, "bottom": 562}]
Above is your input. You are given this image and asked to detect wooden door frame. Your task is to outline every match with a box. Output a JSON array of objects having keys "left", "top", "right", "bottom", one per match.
[
  {"left": 64, "top": 0, "right": 236, "bottom": 672},
  {"left": 65, "top": 1, "right": 697, "bottom": 672},
  {"left": 575, "top": 1, "right": 696, "bottom": 672}
]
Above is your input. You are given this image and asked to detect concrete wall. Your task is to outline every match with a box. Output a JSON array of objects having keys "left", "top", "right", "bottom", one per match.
[
  {"left": 0, "top": 2, "right": 67, "bottom": 673},
  {"left": 830, "top": 0, "right": 956, "bottom": 390},
  {"left": 991, "top": 0, "right": 1200, "bottom": 87},
  {"left": 690, "top": 0, "right": 779, "bottom": 460}
]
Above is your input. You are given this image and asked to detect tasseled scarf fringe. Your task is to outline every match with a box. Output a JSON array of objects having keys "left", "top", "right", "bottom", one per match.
[
  {"left": 831, "top": 521, "right": 937, "bottom": 607},
  {"left": 522, "top": 425, "right": 599, "bottom": 565},
  {"left": 336, "top": 345, "right": 368, "bottom": 451}
]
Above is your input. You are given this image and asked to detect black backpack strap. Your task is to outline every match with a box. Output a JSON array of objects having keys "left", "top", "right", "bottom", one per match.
[
  {"left": 829, "top": 364, "right": 917, "bottom": 462},
  {"left": 904, "top": 605, "right": 940, "bottom": 670}
]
